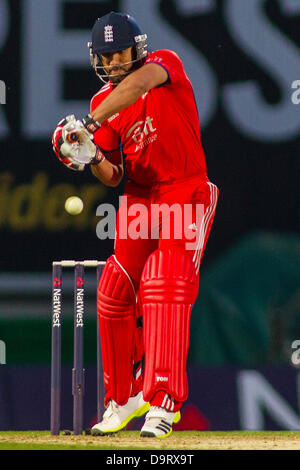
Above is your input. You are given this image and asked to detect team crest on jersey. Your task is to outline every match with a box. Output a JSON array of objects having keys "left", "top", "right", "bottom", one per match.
[{"left": 104, "top": 25, "right": 114, "bottom": 43}]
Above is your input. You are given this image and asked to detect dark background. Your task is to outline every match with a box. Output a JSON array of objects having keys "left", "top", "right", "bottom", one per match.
[{"left": 1, "top": 0, "right": 299, "bottom": 271}]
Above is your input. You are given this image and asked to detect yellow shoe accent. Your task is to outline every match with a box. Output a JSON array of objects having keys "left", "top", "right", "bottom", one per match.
[
  {"left": 110, "top": 401, "right": 150, "bottom": 433},
  {"left": 157, "top": 429, "right": 173, "bottom": 439}
]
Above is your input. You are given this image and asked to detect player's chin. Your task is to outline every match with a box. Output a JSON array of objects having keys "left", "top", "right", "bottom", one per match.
[{"left": 110, "top": 72, "right": 128, "bottom": 84}]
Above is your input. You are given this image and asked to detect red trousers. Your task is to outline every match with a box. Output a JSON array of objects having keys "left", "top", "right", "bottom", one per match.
[
  {"left": 115, "top": 176, "right": 218, "bottom": 288},
  {"left": 99, "top": 175, "right": 218, "bottom": 410}
]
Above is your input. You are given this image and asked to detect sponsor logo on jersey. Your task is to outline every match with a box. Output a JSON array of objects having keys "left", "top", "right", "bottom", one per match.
[
  {"left": 146, "top": 57, "right": 162, "bottom": 63},
  {"left": 126, "top": 116, "right": 158, "bottom": 152}
]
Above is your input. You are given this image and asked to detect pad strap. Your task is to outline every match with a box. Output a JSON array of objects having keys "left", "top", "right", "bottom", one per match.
[{"left": 82, "top": 114, "right": 101, "bottom": 134}]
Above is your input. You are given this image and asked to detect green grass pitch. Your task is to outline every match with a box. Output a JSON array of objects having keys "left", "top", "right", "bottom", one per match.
[{"left": 0, "top": 430, "right": 299, "bottom": 450}]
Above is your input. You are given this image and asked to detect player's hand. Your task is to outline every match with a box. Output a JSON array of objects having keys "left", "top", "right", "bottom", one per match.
[
  {"left": 51, "top": 115, "right": 85, "bottom": 171},
  {"left": 60, "top": 119, "right": 105, "bottom": 166}
]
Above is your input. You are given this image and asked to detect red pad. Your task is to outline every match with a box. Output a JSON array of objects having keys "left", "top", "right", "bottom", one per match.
[
  {"left": 140, "top": 248, "right": 199, "bottom": 404},
  {"left": 97, "top": 255, "right": 137, "bottom": 406}
]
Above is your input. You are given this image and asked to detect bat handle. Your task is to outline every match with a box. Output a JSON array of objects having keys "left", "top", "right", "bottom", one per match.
[{"left": 66, "top": 131, "right": 80, "bottom": 143}]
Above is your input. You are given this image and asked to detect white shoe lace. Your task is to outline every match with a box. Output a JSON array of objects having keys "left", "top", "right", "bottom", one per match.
[{"left": 102, "top": 400, "right": 119, "bottom": 422}]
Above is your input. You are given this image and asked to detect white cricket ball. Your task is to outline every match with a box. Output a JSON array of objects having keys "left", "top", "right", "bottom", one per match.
[{"left": 64, "top": 196, "right": 84, "bottom": 215}]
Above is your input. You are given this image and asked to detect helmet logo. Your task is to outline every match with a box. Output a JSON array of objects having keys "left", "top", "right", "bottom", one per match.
[{"left": 104, "top": 25, "right": 114, "bottom": 43}]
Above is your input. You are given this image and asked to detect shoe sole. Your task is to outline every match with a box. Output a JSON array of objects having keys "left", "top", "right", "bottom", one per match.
[
  {"left": 140, "top": 429, "right": 173, "bottom": 439},
  {"left": 91, "top": 402, "right": 150, "bottom": 436},
  {"left": 140, "top": 410, "right": 181, "bottom": 439}
]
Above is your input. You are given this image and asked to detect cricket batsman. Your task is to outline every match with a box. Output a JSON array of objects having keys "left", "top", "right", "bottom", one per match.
[{"left": 52, "top": 11, "right": 218, "bottom": 438}]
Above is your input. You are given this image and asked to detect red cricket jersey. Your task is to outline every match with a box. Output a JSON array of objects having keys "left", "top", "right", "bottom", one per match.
[{"left": 90, "top": 49, "right": 208, "bottom": 186}]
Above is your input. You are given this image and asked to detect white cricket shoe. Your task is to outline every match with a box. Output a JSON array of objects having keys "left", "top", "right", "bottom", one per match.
[
  {"left": 140, "top": 406, "right": 181, "bottom": 438},
  {"left": 91, "top": 391, "right": 150, "bottom": 435}
]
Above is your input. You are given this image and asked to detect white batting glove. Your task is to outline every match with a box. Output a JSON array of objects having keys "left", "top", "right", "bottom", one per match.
[
  {"left": 52, "top": 115, "right": 85, "bottom": 171},
  {"left": 60, "top": 119, "right": 105, "bottom": 165}
]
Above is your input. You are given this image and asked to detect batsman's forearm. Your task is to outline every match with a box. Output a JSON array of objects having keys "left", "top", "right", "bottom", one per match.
[
  {"left": 90, "top": 159, "right": 123, "bottom": 187},
  {"left": 90, "top": 76, "right": 146, "bottom": 123}
]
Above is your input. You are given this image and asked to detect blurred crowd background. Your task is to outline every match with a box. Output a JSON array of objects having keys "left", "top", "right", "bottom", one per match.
[{"left": 0, "top": 0, "right": 299, "bottom": 431}]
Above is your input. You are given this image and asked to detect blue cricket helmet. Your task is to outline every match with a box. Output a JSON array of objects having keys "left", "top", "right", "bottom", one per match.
[{"left": 88, "top": 12, "right": 148, "bottom": 83}]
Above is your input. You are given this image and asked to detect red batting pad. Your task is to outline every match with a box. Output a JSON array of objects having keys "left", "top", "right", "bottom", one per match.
[
  {"left": 140, "top": 248, "right": 199, "bottom": 404},
  {"left": 97, "top": 255, "right": 137, "bottom": 406}
]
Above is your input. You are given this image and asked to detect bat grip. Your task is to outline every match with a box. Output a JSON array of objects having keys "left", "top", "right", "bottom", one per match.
[{"left": 66, "top": 131, "right": 80, "bottom": 143}]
